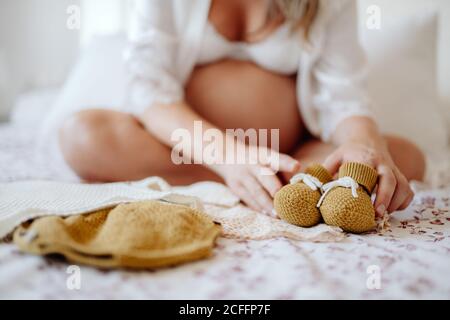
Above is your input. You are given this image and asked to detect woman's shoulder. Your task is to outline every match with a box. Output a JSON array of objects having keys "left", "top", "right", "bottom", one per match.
[
  {"left": 320, "top": 0, "right": 355, "bottom": 10},
  {"left": 133, "top": 0, "right": 210, "bottom": 33},
  {"left": 310, "top": 0, "right": 357, "bottom": 35},
  {"left": 318, "top": 0, "right": 356, "bottom": 19}
]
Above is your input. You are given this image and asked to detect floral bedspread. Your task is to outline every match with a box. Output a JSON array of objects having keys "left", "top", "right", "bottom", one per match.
[{"left": 1, "top": 123, "right": 449, "bottom": 299}]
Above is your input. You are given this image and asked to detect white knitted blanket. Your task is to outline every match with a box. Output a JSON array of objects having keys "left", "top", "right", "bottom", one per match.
[{"left": 0, "top": 177, "right": 344, "bottom": 242}]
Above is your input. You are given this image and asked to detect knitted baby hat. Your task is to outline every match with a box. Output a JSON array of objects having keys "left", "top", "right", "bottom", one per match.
[
  {"left": 319, "top": 162, "right": 378, "bottom": 234},
  {"left": 13, "top": 200, "right": 222, "bottom": 269},
  {"left": 274, "top": 164, "right": 333, "bottom": 227}
]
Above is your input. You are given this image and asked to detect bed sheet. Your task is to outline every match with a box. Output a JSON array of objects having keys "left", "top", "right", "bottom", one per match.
[{"left": 1, "top": 123, "right": 450, "bottom": 299}]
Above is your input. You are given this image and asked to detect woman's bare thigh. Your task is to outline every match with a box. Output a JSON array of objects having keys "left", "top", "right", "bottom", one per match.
[
  {"left": 59, "top": 109, "right": 222, "bottom": 184},
  {"left": 185, "top": 59, "right": 304, "bottom": 153}
]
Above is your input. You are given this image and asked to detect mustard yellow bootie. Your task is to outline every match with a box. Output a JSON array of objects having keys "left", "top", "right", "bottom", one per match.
[
  {"left": 318, "top": 162, "right": 378, "bottom": 233},
  {"left": 274, "top": 164, "right": 333, "bottom": 227}
]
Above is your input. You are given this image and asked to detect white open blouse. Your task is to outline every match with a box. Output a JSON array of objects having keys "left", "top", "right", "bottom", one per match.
[{"left": 124, "top": 0, "right": 373, "bottom": 141}]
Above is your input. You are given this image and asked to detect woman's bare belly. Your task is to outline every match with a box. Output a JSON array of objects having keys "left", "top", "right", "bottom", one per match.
[{"left": 185, "top": 59, "right": 304, "bottom": 154}]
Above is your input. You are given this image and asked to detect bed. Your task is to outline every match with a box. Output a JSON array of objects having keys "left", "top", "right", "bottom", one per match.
[
  {"left": 1, "top": 89, "right": 450, "bottom": 300},
  {"left": 2, "top": 6, "right": 450, "bottom": 297}
]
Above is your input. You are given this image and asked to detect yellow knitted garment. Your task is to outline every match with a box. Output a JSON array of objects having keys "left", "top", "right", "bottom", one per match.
[
  {"left": 13, "top": 200, "right": 222, "bottom": 269},
  {"left": 274, "top": 164, "right": 332, "bottom": 227},
  {"left": 319, "top": 162, "right": 379, "bottom": 234}
]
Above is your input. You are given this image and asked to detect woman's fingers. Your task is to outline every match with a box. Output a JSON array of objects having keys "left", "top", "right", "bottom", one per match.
[
  {"left": 228, "top": 180, "right": 262, "bottom": 212},
  {"left": 323, "top": 151, "right": 342, "bottom": 176},
  {"left": 227, "top": 181, "right": 262, "bottom": 211},
  {"left": 388, "top": 170, "right": 414, "bottom": 212},
  {"left": 250, "top": 166, "right": 282, "bottom": 197},
  {"left": 398, "top": 190, "right": 414, "bottom": 211},
  {"left": 261, "top": 151, "right": 300, "bottom": 174},
  {"left": 278, "top": 153, "right": 300, "bottom": 173},
  {"left": 374, "top": 164, "right": 397, "bottom": 216},
  {"left": 241, "top": 173, "right": 274, "bottom": 213}
]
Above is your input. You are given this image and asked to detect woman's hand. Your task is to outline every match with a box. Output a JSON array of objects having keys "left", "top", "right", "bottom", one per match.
[
  {"left": 323, "top": 141, "right": 414, "bottom": 217},
  {"left": 210, "top": 144, "right": 300, "bottom": 214}
]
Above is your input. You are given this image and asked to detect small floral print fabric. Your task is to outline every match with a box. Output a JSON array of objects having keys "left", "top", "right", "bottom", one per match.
[{"left": 1, "top": 124, "right": 450, "bottom": 299}]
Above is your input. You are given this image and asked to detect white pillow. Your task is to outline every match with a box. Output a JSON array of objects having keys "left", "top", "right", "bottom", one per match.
[
  {"left": 10, "top": 87, "right": 59, "bottom": 128},
  {"left": 359, "top": 10, "right": 448, "bottom": 154},
  {"left": 39, "top": 34, "right": 129, "bottom": 140},
  {"left": 37, "top": 34, "right": 129, "bottom": 177}
]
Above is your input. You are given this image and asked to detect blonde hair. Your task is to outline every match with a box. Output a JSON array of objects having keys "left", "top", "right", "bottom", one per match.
[{"left": 274, "top": 0, "right": 319, "bottom": 39}]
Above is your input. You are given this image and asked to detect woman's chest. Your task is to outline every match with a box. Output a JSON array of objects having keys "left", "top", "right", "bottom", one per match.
[
  {"left": 207, "top": 0, "right": 270, "bottom": 43},
  {"left": 197, "top": 0, "right": 301, "bottom": 75}
]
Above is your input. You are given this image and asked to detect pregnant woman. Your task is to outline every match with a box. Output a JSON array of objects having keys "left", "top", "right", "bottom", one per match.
[{"left": 59, "top": 0, "right": 425, "bottom": 217}]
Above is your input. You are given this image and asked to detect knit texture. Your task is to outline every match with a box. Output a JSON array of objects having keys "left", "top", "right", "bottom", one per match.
[
  {"left": 320, "top": 162, "right": 378, "bottom": 233},
  {"left": 13, "top": 200, "right": 222, "bottom": 269},
  {"left": 305, "top": 164, "right": 333, "bottom": 184},
  {"left": 274, "top": 164, "right": 332, "bottom": 227},
  {"left": 339, "top": 162, "right": 378, "bottom": 193}
]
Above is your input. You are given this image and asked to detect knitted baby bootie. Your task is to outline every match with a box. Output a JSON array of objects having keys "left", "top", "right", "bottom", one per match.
[
  {"left": 274, "top": 164, "right": 333, "bottom": 227},
  {"left": 318, "top": 162, "right": 378, "bottom": 233}
]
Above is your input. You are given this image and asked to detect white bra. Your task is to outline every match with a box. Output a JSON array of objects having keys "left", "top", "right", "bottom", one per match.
[{"left": 197, "top": 22, "right": 302, "bottom": 75}]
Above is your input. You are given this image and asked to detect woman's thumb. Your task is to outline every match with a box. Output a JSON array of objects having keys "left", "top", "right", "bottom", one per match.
[{"left": 323, "top": 152, "right": 342, "bottom": 175}]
